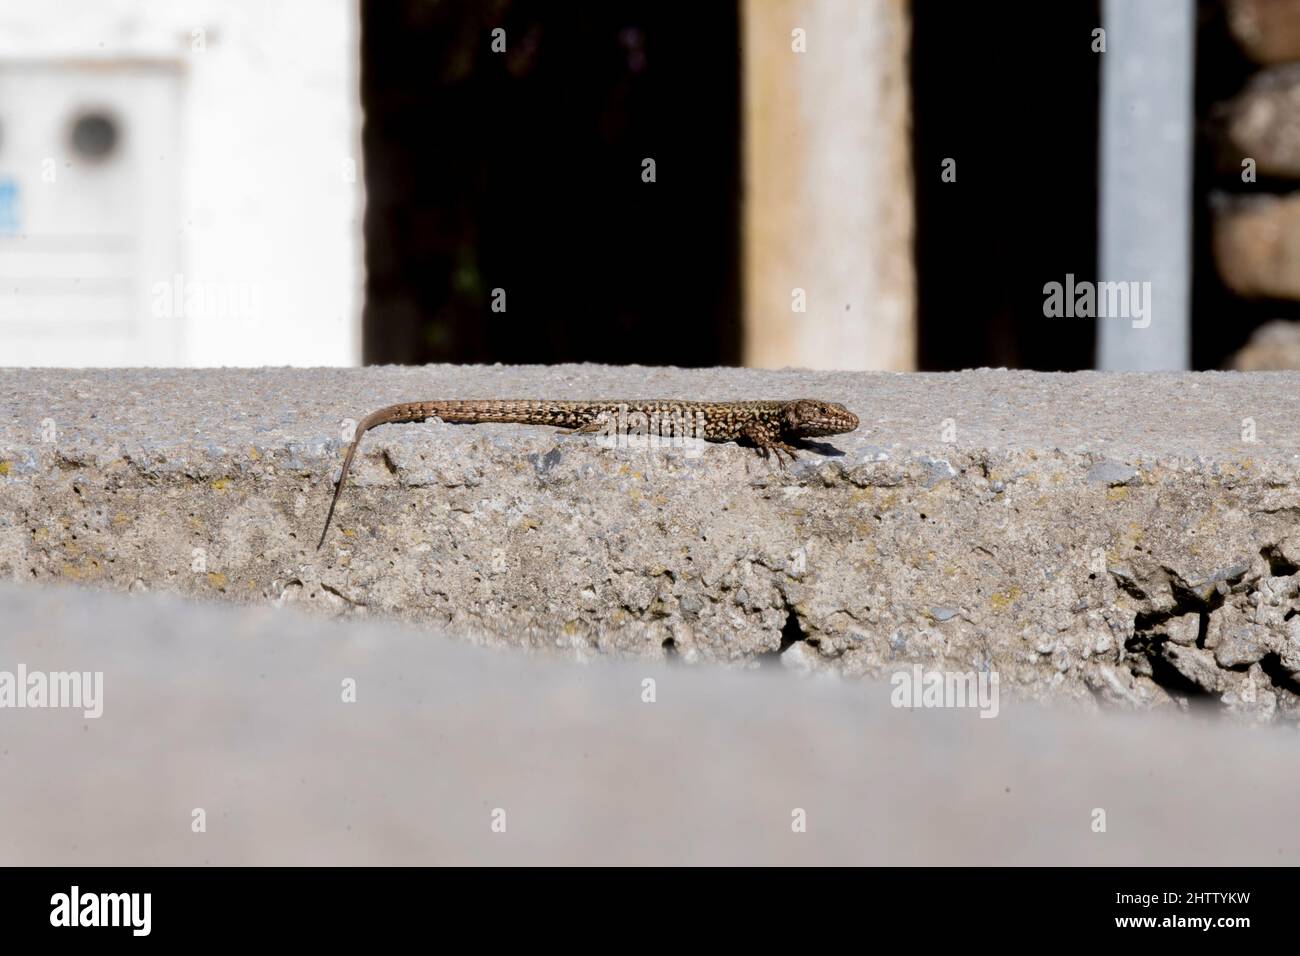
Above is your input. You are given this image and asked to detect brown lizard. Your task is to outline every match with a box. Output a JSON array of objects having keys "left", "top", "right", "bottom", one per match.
[{"left": 317, "top": 398, "right": 859, "bottom": 549}]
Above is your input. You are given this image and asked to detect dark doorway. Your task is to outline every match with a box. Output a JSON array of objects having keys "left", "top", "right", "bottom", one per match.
[
  {"left": 360, "top": 0, "right": 741, "bottom": 367},
  {"left": 911, "top": 0, "right": 1102, "bottom": 371}
]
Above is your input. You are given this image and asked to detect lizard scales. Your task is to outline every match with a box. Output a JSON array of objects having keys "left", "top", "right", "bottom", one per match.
[{"left": 318, "top": 397, "right": 859, "bottom": 549}]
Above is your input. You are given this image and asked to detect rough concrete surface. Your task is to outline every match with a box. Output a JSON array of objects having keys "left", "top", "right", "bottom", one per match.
[
  {"left": 4, "top": 366, "right": 1300, "bottom": 722},
  {"left": 2, "top": 582, "right": 1299, "bottom": 866}
]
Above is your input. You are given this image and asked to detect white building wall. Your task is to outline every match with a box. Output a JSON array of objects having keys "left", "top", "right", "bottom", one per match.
[{"left": 0, "top": 0, "right": 364, "bottom": 367}]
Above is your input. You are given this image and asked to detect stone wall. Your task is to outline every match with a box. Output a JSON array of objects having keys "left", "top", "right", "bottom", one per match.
[{"left": 1216, "top": 0, "right": 1300, "bottom": 368}]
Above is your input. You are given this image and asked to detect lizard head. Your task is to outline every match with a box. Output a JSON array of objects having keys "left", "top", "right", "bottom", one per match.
[{"left": 780, "top": 399, "right": 859, "bottom": 438}]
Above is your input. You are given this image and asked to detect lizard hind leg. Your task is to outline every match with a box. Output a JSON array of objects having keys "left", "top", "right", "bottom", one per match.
[{"left": 560, "top": 414, "right": 610, "bottom": 436}]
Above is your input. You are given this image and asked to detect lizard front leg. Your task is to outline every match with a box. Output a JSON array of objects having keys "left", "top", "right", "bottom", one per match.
[{"left": 740, "top": 421, "right": 798, "bottom": 467}]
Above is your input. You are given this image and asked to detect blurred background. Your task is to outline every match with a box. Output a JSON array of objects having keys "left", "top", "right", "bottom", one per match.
[{"left": 1, "top": 0, "right": 1299, "bottom": 372}]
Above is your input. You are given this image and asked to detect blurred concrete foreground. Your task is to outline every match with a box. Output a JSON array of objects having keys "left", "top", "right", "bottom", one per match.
[{"left": 1, "top": 581, "right": 1299, "bottom": 866}]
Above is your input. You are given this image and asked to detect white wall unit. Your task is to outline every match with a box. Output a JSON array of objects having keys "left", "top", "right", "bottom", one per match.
[{"left": 0, "top": 0, "right": 364, "bottom": 367}]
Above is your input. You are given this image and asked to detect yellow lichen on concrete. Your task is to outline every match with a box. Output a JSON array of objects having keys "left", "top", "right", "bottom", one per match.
[{"left": 990, "top": 587, "right": 1022, "bottom": 611}]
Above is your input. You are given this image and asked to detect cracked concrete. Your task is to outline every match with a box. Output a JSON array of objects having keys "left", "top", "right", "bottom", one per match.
[{"left": 4, "top": 366, "right": 1300, "bottom": 722}]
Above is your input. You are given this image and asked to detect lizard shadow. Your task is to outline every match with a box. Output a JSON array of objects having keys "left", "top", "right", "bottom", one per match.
[
  {"left": 791, "top": 438, "right": 847, "bottom": 458},
  {"left": 738, "top": 437, "right": 847, "bottom": 459}
]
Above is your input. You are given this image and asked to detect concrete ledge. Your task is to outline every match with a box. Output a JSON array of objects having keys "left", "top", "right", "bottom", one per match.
[
  {"left": 4, "top": 582, "right": 1300, "bottom": 865},
  {"left": 3, "top": 366, "right": 1300, "bottom": 721}
]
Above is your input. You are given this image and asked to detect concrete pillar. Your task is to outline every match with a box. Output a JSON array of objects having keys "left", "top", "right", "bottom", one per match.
[{"left": 741, "top": 0, "right": 914, "bottom": 371}]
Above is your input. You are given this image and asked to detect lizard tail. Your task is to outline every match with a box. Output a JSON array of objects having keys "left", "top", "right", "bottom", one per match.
[{"left": 317, "top": 403, "right": 429, "bottom": 550}]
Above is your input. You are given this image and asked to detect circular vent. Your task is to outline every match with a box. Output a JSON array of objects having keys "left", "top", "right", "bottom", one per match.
[{"left": 70, "top": 111, "right": 119, "bottom": 161}]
